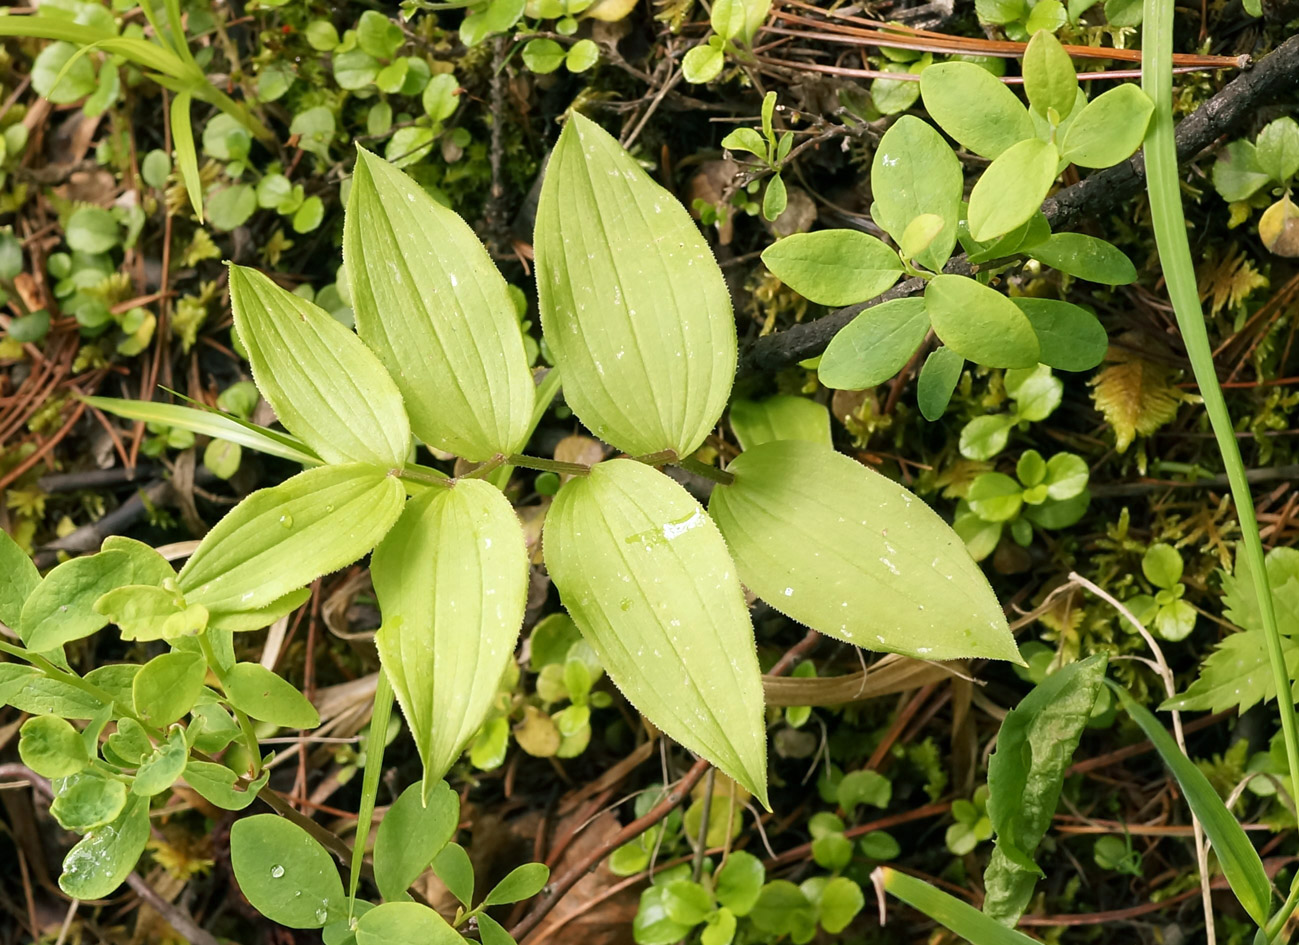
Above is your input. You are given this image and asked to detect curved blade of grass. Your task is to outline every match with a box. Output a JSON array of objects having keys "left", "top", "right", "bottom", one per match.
[
  {"left": 170, "top": 88, "right": 203, "bottom": 221},
  {"left": 874, "top": 868, "right": 1040, "bottom": 944},
  {"left": 1142, "top": 1, "right": 1298, "bottom": 930},
  {"left": 1109, "top": 682, "right": 1270, "bottom": 924},
  {"left": 348, "top": 670, "right": 393, "bottom": 919},
  {"left": 85, "top": 396, "right": 319, "bottom": 466}
]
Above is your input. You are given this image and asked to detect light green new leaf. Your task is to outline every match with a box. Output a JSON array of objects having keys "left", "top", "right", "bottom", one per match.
[
  {"left": 1029, "top": 232, "right": 1137, "bottom": 285},
  {"left": 870, "top": 117, "right": 963, "bottom": 272},
  {"left": 877, "top": 868, "right": 1040, "bottom": 945},
  {"left": 925, "top": 275, "right": 1039, "bottom": 368},
  {"left": 133, "top": 649, "right": 206, "bottom": 725},
  {"left": 818, "top": 298, "right": 930, "bottom": 390},
  {"left": 132, "top": 727, "right": 189, "bottom": 796},
  {"left": 917, "top": 346, "right": 964, "bottom": 420},
  {"left": 710, "top": 441, "right": 1021, "bottom": 663},
  {"left": 983, "top": 654, "right": 1107, "bottom": 925},
  {"left": 544, "top": 460, "right": 768, "bottom": 802},
  {"left": 183, "top": 761, "right": 270, "bottom": 811},
  {"left": 1111, "top": 683, "right": 1272, "bottom": 925},
  {"left": 178, "top": 464, "right": 404, "bottom": 612},
  {"left": 535, "top": 114, "right": 736, "bottom": 457},
  {"left": 729, "top": 395, "right": 831, "bottom": 450},
  {"left": 20, "top": 550, "right": 131, "bottom": 651},
  {"left": 355, "top": 902, "right": 462, "bottom": 945},
  {"left": 229, "top": 265, "right": 410, "bottom": 469},
  {"left": 94, "top": 585, "right": 207, "bottom": 642},
  {"left": 85, "top": 397, "right": 320, "bottom": 466},
  {"left": 374, "top": 780, "right": 460, "bottom": 902},
  {"left": 760, "top": 230, "right": 902, "bottom": 306},
  {"left": 918, "top": 62, "right": 1034, "bottom": 159},
  {"left": 0, "top": 527, "right": 39, "bottom": 628},
  {"left": 19, "top": 716, "right": 88, "bottom": 778},
  {"left": 1059, "top": 84, "right": 1154, "bottom": 169},
  {"left": 1022, "top": 30, "right": 1077, "bottom": 120},
  {"left": 59, "top": 795, "right": 151, "bottom": 900},
  {"left": 231, "top": 815, "right": 345, "bottom": 928},
  {"left": 968, "top": 137, "right": 1059, "bottom": 242},
  {"left": 345, "top": 148, "right": 534, "bottom": 461},
  {"left": 223, "top": 662, "right": 321, "bottom": 729},
  {"left": 1012, "top": 298, "right": 1107, "bottom": 372},
  {"left": 371, "top": 479, "right": 528, "bottom": 792},
  {"left": 1257, "top": 116, "right": 1299, "bottom": 184}
]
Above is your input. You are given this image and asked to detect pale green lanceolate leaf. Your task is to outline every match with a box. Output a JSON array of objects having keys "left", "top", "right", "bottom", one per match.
[
  {"left": 371, "top": 478, "right": 528, "bottom": 792},
  {"left": 374, "top": 780, "right": 459, "bottom": 902},
  {"left": 1059, "top": 84, "right": 1154, "bottom": 169},
  {"left": 870, "top": 117, "right": 963, "bottom": 272},
  {"left": 535, "top": 114, "right": 736, "bottom": 458},
  {"left": 84, "top": 397, "right": 320, "bottom": 466},
  {"left": 1111, "top": 684, "right": 1272, "bottom": 925},
  {"left": 917, "top": 346, "right": 964, "bottom": 420},
  {"left": 760, "top": 230, "right": 902, "bottom": 306},
  {"left": 968, "top": 137, "right": 1059, "bottom": 242},
  {"left": 876, "top": 868, "right": 1041, "bottom": 945},
  {"left": 818, "top": 298, "right": 930, "bottom": 390},
  {"left": 230, "top": 815, "right": 345, "bottom": 928},
  {"left": 709, "top": 441, "right": 1021, "bottom": 663},
  {"left": 1021, "top": 30, "right": 1077, "bottom": 120},
  {"left": 345, "top": 147, "right": 534, "bottom": 461},
  {"left": 20, "top": 550, "right": 131, "bottom": 651},
  {"left": 1028, "top": 232, "right": 1132, "bottom": 284},
  {"left": 59, "top": 794, "right": 151, "bottom": 900},
  {"left": 1012, "top": 298, "right": 1107, "bottom": 372},
  {"left": 924, "top": 275, "right": 1040, "bottom": 368},
  {"left": 171, "top": 89, "right": 203, "bottom": 220},
  {"left": 729, "top": 395, "right": 831, "bottom": 450},
  {"left": 0, "top": 527, "right": 40, "bottom": 628},
  {"left": 1162, "top": 630, "right": 1299, "bottom": 714},
  {"left": 355, "top": 901, "right": 462, "bottom": 945},
  {"left": 919, "top": 62, "right": 1034, "bottom": 159},
  {"left": 543, "top": 460, "right": 768, "bottom": 803},
  {"left": 983, "top": 654, "right": 1107, "bottom": 925},
  {"left": 229, "top": 265, "right": 410, "bottom": 469},
  {"left": 177, "top": 464, "right": 404, "bottom": 612}
]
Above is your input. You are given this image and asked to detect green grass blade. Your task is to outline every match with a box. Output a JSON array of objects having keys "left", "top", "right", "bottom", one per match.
[
  {"left": 349, "top": 671, "right": 394, "bottom": 916},
  {"left": 874, "top": 867, "right": 1040, "bottom": 944},
  {"left": 170, "top": 88, "right": 203, "bottom": 221},
  {"left": 1110, "top": 683, "right": 1271, "bottom": 924},
  {"left": 1141, "top": 0, "right": 1299, "bottom": 929},
  {"left": 85, "top": 396, "right": 320, "bottom": 466}
]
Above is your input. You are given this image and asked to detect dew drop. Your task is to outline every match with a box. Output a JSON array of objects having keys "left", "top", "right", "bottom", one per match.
[
  {"left": 278, "top": 514, "right": 294, "bottom": 529},
  {"left": 270, "top": 865, "right": 285, "bottom": 878}
]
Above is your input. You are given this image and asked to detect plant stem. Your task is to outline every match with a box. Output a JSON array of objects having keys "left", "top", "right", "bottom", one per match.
[
  {"left": 348, "top": 670, "right": 394, "bottom": 916},
  {"left": 507, "top": 454, "right": 591, "bottom": 476},
  {"left": 197, "top": 632, "right": 262, "bottom": 777},
  {"left": 399, "top": 463, "right": 454, "bottom": 490},
  {"left": 1142, "top": 0, "right": 1299, "bottom": 925},
  {"left": 676, "top": 455, "right": 735, "bottom": 486}
]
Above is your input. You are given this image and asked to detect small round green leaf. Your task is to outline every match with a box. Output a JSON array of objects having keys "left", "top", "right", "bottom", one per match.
[
  {"left": 19, "top": 715, "right": 88, "bottom": 778},
  {"left": 1012, "top": 298, "right": 1108, "bottom": 371},
  {"left": 1022, "top": 30, "right": 1077, "bottom": 120},
  {"left": 230, "top": 814, "right": 345, "bottom": 928},
  {"left": 924, "top": 275, "right": 1039, "bottom": 368},
  {"left": 818, "top": 298, "right": 930, "bottom": 390},
  {"left": 133, "top": 650, "right": 207, "bottom": 726},
  {"left": 59, "top": 794, "right": 150, "bottom": 899},
  {"left": 968, "top": 137, "right": 1059, "bottom": 242},
  {"left": 484, "top": 862, "right": 551, "bottom": 905},
  {"left": 762, "top": 230, "right": 902, "bottom": 306},
  {"left": 374, "top": 780, "right": 460, "bottom": 901},
  {"left": 1059, "top": 84, "right": 1154, "bottom": 169},
  {"left": 51, "top": 770, "right": 128, "bottom": 831},
  {"left": 919, "top": 61, "right": 1034, "bottom": 159}
]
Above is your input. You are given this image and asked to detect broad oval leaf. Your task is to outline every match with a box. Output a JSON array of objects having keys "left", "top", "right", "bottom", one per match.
[
  {"left": 917, "top": 346, "right": 964, "bottom": 421},
  {"left": 729, "top": 395, "right": 831, "bottom": 451},
  {"left": 709, "top": 441, "right": 1021, "bottom": 663},
  {"left": 1027, "top": 232, "right": 1137, "bottom": 285},
  {"left": 871, "top": 117, "right": 963, "bottom": 272},
  {"left": 231, "top": 814, "right": 345, "bottom": 928},
  {"left": 536, "top": 114, "right": 736, "bottom": 458},
  {"left": 374, "top": 780, "right": 460, "bottom": 902},
  {"left": 1022, "top": 30, "right": 1077, "bottom": 120},
  {"left": 223, "top": 662, "right": 321, "bottom": 729},
  {"left": 968, "top": 137, "right": 1059, "bottom": 242},
  {"left": 355, "top": 902, "right": 462, "bottom": 945},
  {"left": 345, "top": 148, "right": 534, "bottom": 461},
  {"left": 229, "top": 265, "right": 410, "bottom": 469},
  {"left": 760, "top": 230, "right": 902, "bottom": 306},
  {"left": 133, "top": 650, "right": 207, "bottom": 726},
  {"left": 1012, "top": 298, "right": 1108, "bottom": 372},
  {"left": 1110, "top": 684, "right": 1272, "bottom": 926},
  {"left": 1059, "top": 83, "right": 1154, "bottom": 169},
  {"left": 0, "top": 527, "right": 39, "bottom": 627},
  {"left": 983, "top": 654, "right": 1107, "bottom": 925},
  {"left": 371, "top": 478, "right": 528, "bottom": 791},
  {"left": 178, "top": 464, "right": 404, "bottom": 612},
  {"left": 919, "top": 62, "right": 1034, "bottom": 159},
  {"left": 20, "top": 550, "right": 130, "bottom": 651},
  {"left": 59, "top": 794, "right": 151, "bottom": 900},
  {"left": 924, "top": 275, "right": 1039, "bottom": 368},
  {"left": 543, "top": 460, "right": 768, "bottom": 802},
  {"left": 818, "top": 298, "right": 930, "bottom": 390}
]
